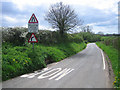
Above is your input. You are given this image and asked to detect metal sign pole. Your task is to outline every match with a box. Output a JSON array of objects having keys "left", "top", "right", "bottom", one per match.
[{"left": 33, "top": 43, "right": 34, "bottom": 50}]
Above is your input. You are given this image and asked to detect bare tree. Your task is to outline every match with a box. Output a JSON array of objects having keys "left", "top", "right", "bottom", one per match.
[
  {"left": 81, "top": 25, "right": 92, "bottom": 32},
  {"left": 45, "top": 2, "right": 83, "bottom": 35}
]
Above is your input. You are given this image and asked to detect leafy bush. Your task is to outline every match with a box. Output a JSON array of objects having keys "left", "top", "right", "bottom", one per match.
[
  {"left": 2, "top": 27, "right": 101, "bottom": 46},
  {"left": 26, "top": 30, "right": 63, "bottom": 45},
  {"left": 26, "top": 31, "right": 83, "bottom": 45},
  {"left": 74, "top": 32, "right": 101, "bottom": 42},
  {"left": 2, "top": 44, "right": 33, "bottom": 80},
  {"left": 28, "top": 50, "right": 46, "bottom": 70},
  {"left": 101, "top": 36, "right": 119, "bottom": 50},
  {"left": 67, "top": 34, "right": 84, "bottom": 43},
  {"left": 2, "top": 28, "right": 26, "bottom": 46}
]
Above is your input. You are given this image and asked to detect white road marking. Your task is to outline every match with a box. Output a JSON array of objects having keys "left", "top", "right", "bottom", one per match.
[
  {"left": 20, "top": 67, "right": 50, "bottom": 78},
  {"left": 20, "top": 74, "right": 30, "bottom": 78},
  {"left": 38, "top": 68, "right": 62, "bottom": 79},
  {"left": 21, "top": 67, "right": 74, "bottom": 81},
  {"left": 100, "top": 49, "right": 106, "bottom": 70},
  {"left": 49, "top": 68, "right": 74, "bottom": 80},
  {"left": 54, "top": 68, "right": 74, "bottom": 81},
  {"left": 43, "top": 67, "right": 49, "bottom": 71}
]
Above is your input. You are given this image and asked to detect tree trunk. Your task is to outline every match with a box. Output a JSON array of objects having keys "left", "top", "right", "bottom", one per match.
[{"left": 60, "top": 29, "right": 64, "bottom": 36}]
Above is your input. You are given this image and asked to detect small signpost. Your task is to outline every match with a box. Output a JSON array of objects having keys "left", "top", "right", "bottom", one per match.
[
  {"left": 28, "top": 13, "right": 38, "bottom": 49},
  {"left": 28, "top": 13, "right": 38, "bottom": 33}
]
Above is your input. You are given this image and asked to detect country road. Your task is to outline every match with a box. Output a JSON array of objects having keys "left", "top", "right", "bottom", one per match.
[{"left": 2, "top": 43, "right": 112, "bottom": 88}]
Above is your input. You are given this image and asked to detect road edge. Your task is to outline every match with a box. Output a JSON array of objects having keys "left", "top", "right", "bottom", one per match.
[
  {"left": 103, "top": 51, "right": 115, "bottom": 88},
  {"left": 95, "top": 43, "right": 115, "bottom": 88}
]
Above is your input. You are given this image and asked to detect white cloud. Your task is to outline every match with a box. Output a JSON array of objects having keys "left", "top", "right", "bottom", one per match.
[
  {"left": 22, "top": 24, "right": 27, "bottom": 28},
  {"left": 3, "top": 0, "right": 118, "bottom": 13},
  {"left": 39, "top": 25, "right": 47, "bottom": 30},
  {"left": 3, "top": 15, "right": 28, "bottom": 24},
  {"left": 7, "top": 0, "right": 60, "bottom": 11},
  {"left": 87, "top": 16, "right": 118, "bottom": 34},
  {"left": 3, "top": 15, "right": 17, "bottom": 23},
  {"left": 39, "top": 25, "right": 55, "bottom": 31},
  {"left": 87, "top": 17, "right": 117, "bottom": 26},
  {"left": 93, "top": 25, "right": 118, "bottom": 34}
]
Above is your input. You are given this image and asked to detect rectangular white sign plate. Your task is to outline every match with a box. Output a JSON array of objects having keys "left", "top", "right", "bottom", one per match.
[{"left": 28, "top": 23, "right": 38, "bottom": 33}]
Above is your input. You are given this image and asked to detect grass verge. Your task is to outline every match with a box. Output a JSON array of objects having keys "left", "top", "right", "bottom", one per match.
[
  {"left": 2, "top": 42, "right": 86, "bottom": 81},
  {"left": 96, "top": 42, "right": 119, "bottom": 88}
]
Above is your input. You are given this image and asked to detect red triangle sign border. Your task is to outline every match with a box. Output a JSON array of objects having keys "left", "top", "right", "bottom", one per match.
[
  {"left": 28, "top": 33, "right": 38, "bottom": 43},
  {"left": 28, "top": 13, "right": 38, "bottom": 23}
]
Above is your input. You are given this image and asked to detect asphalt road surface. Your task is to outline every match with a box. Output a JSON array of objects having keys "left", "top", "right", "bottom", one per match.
[{"left": 2, "top": 43, "right": 112, "bottom": 88}]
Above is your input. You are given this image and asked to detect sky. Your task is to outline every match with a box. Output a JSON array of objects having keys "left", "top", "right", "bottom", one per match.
[{"left": 1, "top": 0, "right": 119, "bottom": 34}]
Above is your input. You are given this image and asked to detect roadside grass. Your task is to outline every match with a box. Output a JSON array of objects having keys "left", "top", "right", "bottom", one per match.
[
  {"left": 2, "top": 42, "right": 86, "bottom": 81},
  {"left": 96, "top": 42, "right": 119, "bottom": 88}
]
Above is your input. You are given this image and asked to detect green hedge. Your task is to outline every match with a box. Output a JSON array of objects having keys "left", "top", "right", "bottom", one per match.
[{"left": 101, "top": 36, "right": 119, "bottom": 50}]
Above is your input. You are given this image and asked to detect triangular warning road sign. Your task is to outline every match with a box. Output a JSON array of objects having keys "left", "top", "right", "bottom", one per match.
[
  {"left": 28, "top": 13, "right": 38, "bottom": 23},
  {"left": 28, "top": 33, "right": 38, "bottom": 43}
]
